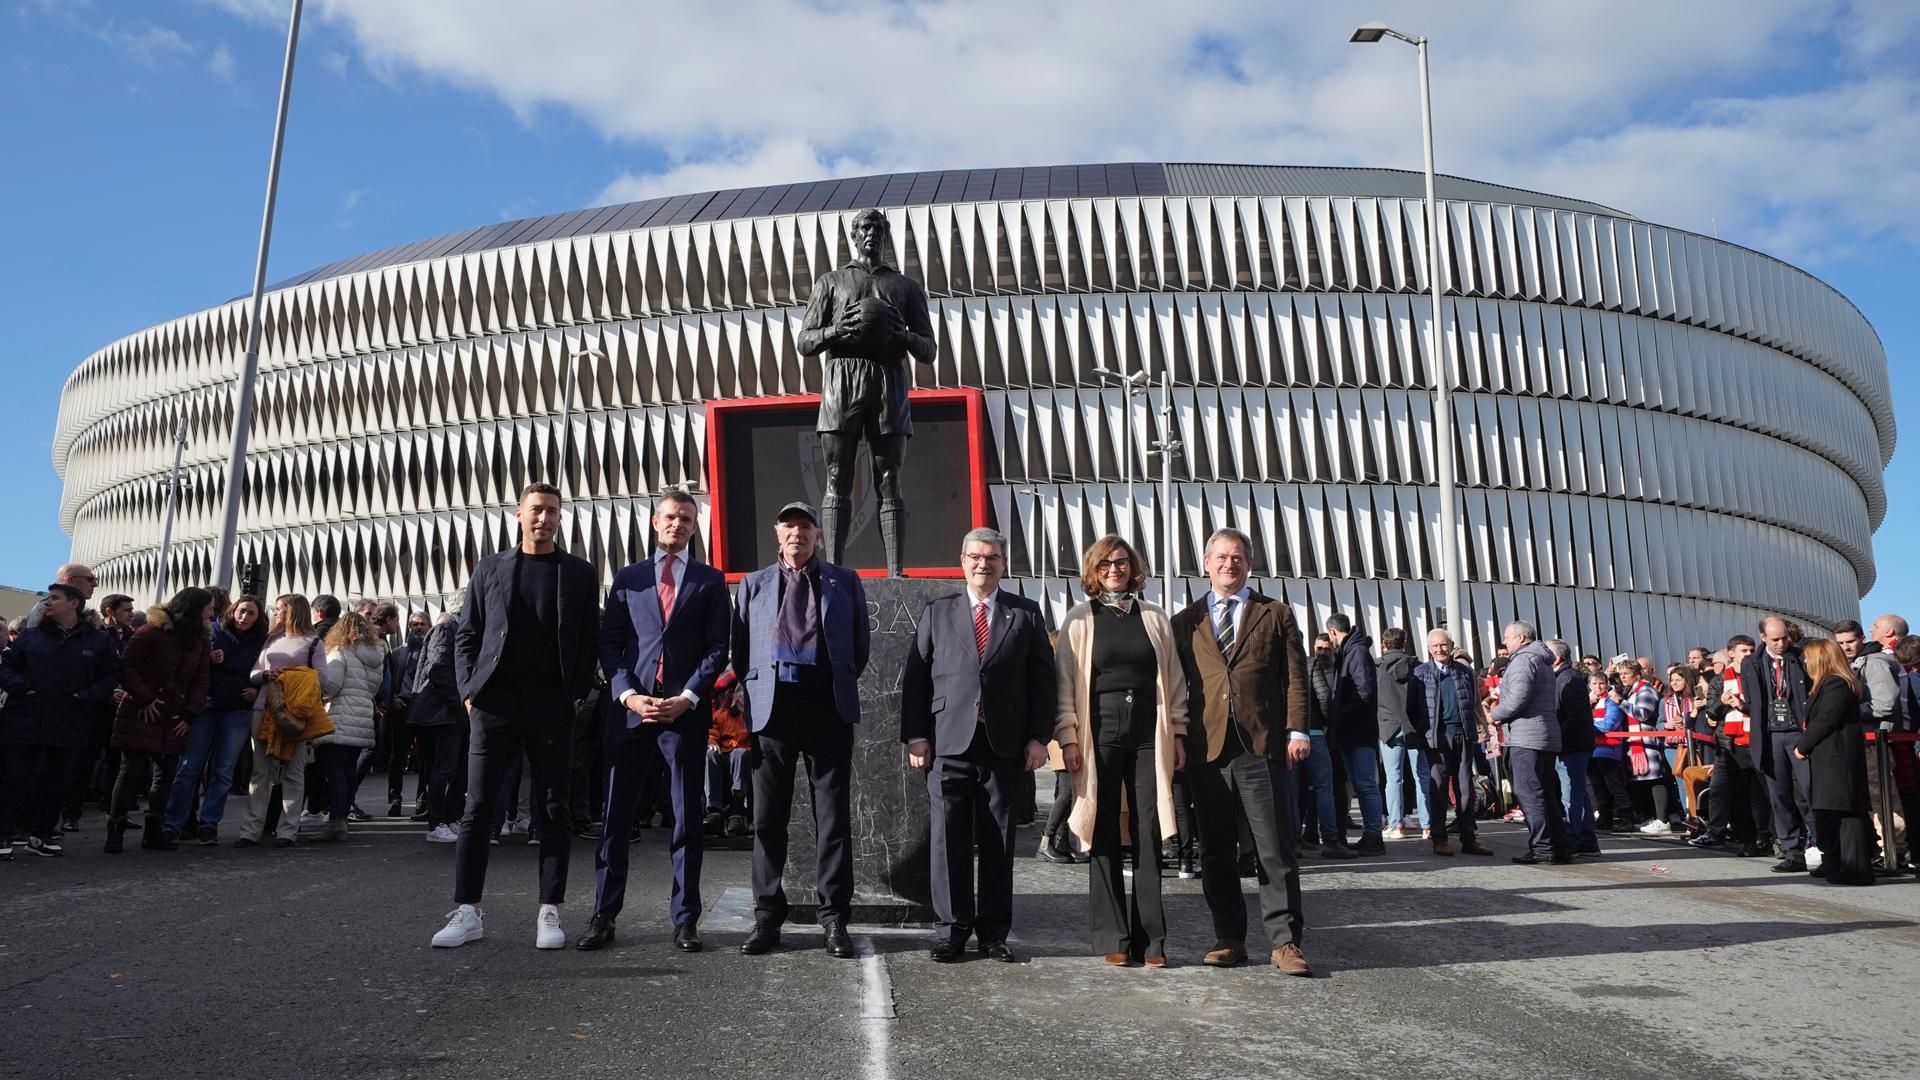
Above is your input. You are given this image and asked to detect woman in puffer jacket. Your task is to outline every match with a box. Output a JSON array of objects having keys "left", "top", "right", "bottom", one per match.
[{"left": 311, "top": 610, "right": 385, "bottom": 841}]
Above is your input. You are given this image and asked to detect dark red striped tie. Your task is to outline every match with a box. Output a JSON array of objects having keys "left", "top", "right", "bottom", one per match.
[{"left": 974, "top": 601, "right": 989, "bottom": 658}]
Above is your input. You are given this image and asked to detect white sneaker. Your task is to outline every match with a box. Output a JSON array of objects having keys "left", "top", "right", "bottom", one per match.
[
  {"left": 1384, "top": 826, "right": 1406, "bottom": 840},
  {"left": 299, "top": 811, "right": 327, "bottom": 828},
  {"left": 432, "top": 905, "right": 484, "bottom": 947},
  {"left": 425, "top": 824, "right": 458, "bottom": 844},
  {"left": 1638, "top": 820, "right": 1673, "bottom": 835},
  {"left": 535, "top": 905, "right": 564, "bottom": 950}
]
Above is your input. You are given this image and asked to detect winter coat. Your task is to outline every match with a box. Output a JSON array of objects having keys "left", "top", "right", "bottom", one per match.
[
  {"left": 1327, "top": 631, "right": 1378, "bottom": 749},
  {"left": 316, "top": 640, "right": 386, "bottom": 749},
  {"left": 409, "top": 619, "right": 461, "bottom": 728},
  {"left": 1409, "top": 658, "right": 1478, "bottom": 746},
  {"left": 1053, "top": 600, "right": 1190, "bottom": 847},
  {"left": 1555, "top": 665, "right": 1595, "bottom": 755},
  {"left": 0, "top": 619, "right": 119, "bottom": 748},
  {"left": 1620, "top": 679, "right": 1668, "bottom": 780},
  {"left": 207, "top": 624, "right": 269, "bottom": 713},
  {"left": 1375, "top": 649, "right": 1414, "bottom": 743},
  {"left": 1798, "top": 678, "right": 1869, "bottom": 813},
  {"left": 111, "top": 606, "right": 212, "bottom": 756},
  {"left": 1488, "top": 640, "right": 1561, "bottom": 752},
  {"left": 1591, "top": 697, "right": 1627, "bottom": 761}
]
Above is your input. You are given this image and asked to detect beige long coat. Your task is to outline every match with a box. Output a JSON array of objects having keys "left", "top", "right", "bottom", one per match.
[{"left": 1052, "top": 600, "right": 1190, "bottom": 848}]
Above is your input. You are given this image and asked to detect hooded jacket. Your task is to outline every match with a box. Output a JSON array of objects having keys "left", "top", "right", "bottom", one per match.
[
  {"left": 1376, "top": 649, "right": 1415, "bottom": 744},
  {"left": 111, "top": 605, "right": 212, "bottom": 756},
  {"left": 1327, "top": 630, "right": 1378, "bottom": 748}
]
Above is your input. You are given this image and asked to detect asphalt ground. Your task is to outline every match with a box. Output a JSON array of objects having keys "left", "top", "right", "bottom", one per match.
[{"left": 5, "top": 774, "right": 1920, "bottom": 1080}]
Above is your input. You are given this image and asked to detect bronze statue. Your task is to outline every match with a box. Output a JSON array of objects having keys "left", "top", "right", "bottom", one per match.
[{"left": 796, "top": 208, "right": 936, "bottom": 575}]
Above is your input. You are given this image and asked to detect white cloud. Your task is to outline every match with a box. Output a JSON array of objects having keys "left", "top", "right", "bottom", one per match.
[
  {"left": 206, "top": 42, "right": 235, "bottom": 82},
  {"left": 223, "top": 0, "right": 1918, "bottom": 264}
]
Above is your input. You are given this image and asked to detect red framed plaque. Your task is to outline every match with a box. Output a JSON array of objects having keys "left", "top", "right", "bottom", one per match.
[{"left": 705, "top": 388, "right": 988, "bottom": 579}]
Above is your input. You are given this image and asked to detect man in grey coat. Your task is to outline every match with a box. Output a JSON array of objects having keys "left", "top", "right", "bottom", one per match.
[{"left": 1488, "top": 621, "right": 1568, "bottom": 864}]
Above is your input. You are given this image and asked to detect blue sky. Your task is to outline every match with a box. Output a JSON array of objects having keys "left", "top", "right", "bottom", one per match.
[{"left": 2, "top": 0, "right": 1915, "bottom": 620}]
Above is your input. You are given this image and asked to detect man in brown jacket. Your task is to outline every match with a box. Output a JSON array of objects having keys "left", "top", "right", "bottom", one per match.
[{"left": 1171, "top": 527, "right": 1312, "bottom": 976}]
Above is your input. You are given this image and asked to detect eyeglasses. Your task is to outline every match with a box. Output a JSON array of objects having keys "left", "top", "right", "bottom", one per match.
[
  {"left": 1096, "top": 558, "right": 1132, "bottom": 571},
  {"left": 961, "top": 553, "right": 1003, "bottom": 565}
]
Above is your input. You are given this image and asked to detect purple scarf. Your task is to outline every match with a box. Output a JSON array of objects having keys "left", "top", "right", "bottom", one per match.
[{"left": 774, "top": 558, "right": 821, "bottom": 680}]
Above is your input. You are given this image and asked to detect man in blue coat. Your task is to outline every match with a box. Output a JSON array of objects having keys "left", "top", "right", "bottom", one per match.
[
  {"left": 731, "top": 501, "right": 871, "bottom": 959},
  {"left": 577, "top": 489, "right": 731, "bottom": 953}
]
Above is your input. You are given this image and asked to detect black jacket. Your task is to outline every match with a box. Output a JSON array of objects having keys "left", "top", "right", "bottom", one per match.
[
  {"left": 1741, "top": 647, "right": 1811, "bottom": 765},
  {"left": 0, "top": 619, "right": 120, "bottom": 749},
  {"left": 1328, "top": 631, "right": 1377, "bottom": 748},
  {"left": 411, "top": 619, "right": 462, "bottom": 728},
  {"left": 1375, "top": 649, "right": 1414, "bottom": 742},
  {"left": 207, "top": 624, "right": 268, "bottom": 713},
  {"left": 1796, "top": 678, "right": 1869, "bottom": 813},
  {"left": 1554, "top": 664, "right": 1595, "bottom": 755},
  {"left": 456, "top": 547, "right": 601, "bottom": 704},
  {"left": 900, "top": 590, "right": 1055, "bottom": 759}
]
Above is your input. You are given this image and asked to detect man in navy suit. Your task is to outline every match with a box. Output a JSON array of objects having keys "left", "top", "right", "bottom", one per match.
[
  {"left": 577, "top": 489, "right": 731, "bottom": 953},
  {"left": 901, "top": 527, "right": 1053, "bottom": 963},
  {"left": 731, "top": 501, "right": 870, "bottom": 959}
]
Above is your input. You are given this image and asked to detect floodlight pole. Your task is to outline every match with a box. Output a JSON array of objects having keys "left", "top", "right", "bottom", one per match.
[
  {"left": 153, "top": 418, "right": 189, "bottom": 601},
  {"left": 211, "top": 0, "right": 303, "bottom": 591}
]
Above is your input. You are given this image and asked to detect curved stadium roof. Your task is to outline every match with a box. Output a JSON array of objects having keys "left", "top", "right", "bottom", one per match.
[{"left": 263, "top": 162, "right": 1632, "bottom": 295}]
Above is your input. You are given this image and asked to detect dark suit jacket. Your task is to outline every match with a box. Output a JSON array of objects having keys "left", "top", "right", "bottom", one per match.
[
  {"left": 1741, "top": 647, "right": 1810, "bottom": 765},
  {"left": 900, "top": 590, "right": 1054, "bottom": 759},
  {"left": 598, "top": 553, "right": 731, "bottom": 735},
  {"left": 455, "top": 547, "right": 601, "bottom": 703},
  {"left": 729, "top": 558, "right": 869, "bottom": 730},
  {"left": 1796, "top": 678, "right": 1869, "bottom": 813},
  {"left": 1170, "top": 591, "right": 1309, "bottom": 765}
]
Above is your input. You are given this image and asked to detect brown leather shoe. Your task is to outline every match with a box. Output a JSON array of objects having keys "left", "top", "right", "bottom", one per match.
[
  {"left": 1103, "top": 952, "right": 1135, "bottom": 967},
  {"left": 1460, "top": 841, "right": 1495, "bottom": 856},
  {"left": 1203, "top": 939, "right": 1247, "bottom": 967},
  {"left": 1142, "top": 955, "right": 1168, "bottom": 969},
  {"left": 1271, "top": 942, "right": 1311, "bottom": 977},
  {"left": 1431, "top": 840, "right": 1456, "bottom": 856}
]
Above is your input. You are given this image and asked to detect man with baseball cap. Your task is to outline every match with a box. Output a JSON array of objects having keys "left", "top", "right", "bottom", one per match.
[{"left": 730, "top": 500, "right": 871, "bottom": 958}]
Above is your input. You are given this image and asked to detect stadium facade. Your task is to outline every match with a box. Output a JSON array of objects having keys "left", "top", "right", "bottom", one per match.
[{"left": 52, "top": 163, "right": 1893, "bottom": 661}]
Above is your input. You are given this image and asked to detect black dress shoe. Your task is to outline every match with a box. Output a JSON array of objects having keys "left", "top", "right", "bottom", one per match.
[
  {"left": 674, "top": 922, "right": 703, "bottom": 952},
  {"left": 980, "top": 940, "right": 1017, "bottom": 963},
  {"left": 741, "top": 921, "right": 781, "bottom": 955},
  {"left": 1771, "top": 858, "right": 1807, "bottom": 873},
  {"left": 575, "top": 915, "right": 616, "bottom": 951},
  {"left": 825, "top": 920, "right": 856, "bottom": 959},
  {"left": 1037, "top": 840, "right": 1073, "bottom": 864},
  {"left": 929, "top": 939, "right": 960, "bottom": 963}
]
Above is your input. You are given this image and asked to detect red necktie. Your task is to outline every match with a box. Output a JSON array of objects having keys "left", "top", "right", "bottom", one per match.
[
  {"left": 655, "top": 553, "right": 677, "bottom": 687},
  {"left": 974, "top": 601, "right": 989, "bottom": 659}
]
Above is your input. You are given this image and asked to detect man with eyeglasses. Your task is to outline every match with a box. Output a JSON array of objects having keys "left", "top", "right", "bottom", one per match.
[{"left": 901, "top": 527, "right": 1054, "bottom": 963}]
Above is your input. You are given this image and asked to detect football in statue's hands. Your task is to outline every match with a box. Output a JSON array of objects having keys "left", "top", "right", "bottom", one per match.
[{"left": 839, "top": 296, "right": 906, "bottom": 354}]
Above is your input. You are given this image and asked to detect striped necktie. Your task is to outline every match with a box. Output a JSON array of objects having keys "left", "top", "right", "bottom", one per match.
[
  {"left": 974, "top": 601, "right": 990, "bottom": 658},
  {"left": 1215, "top": 597, "right": 1237, "bottom": 656}
]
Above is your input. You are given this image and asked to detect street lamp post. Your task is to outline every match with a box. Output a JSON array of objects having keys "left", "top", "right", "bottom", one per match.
[
  {"left": 153, "top": 417, "right": 189, "bottom": 601},
  {"left": 211, "top": 0, "right": 304, "bottom": 591},
  {"left": 1351, "top": 20, "right": 1461, "bottom": 647},
  {"left": 1091, "top": 364, "right": 1149, "bottom": 523},
  {"left": 1148, "top": 369, "right": 1183, "bottom": 608}
]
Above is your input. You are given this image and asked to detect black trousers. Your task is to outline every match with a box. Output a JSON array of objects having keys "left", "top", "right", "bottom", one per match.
[
  {"left": 110, "top": 750, "right": 179, "bottom": 833},
  {"left": 927, "top": 729, "right": 1022, "bottom": 946},
  {"left": 453, "top": 694, "right": 573, "bottom": 905},
  {"left": 1758, "top": 739, "right": 1812, "bottom": 857},
  {"left": 750, "top": 709, "right": 855, "bottom": 925},
  {"left": 568, "top": 693, "right": 608, "bottom": 828},
  {"left": 383, "top": 707, "right": 415, "bottom": 805},
  {"left": 596, "top": 725, "right": 706, "bottom": 926},
  {"left": 1509, "top": 747, "right": 1568, "bottom": 857},
  {"left": 1587, "top": 756, "right": 1631, "bottom": 828},
  {"left": 1428, "top": 731, "right": 1482, "bottom": 844},
  {"left": 1088, "top": 738, "right": 1165, "bottom": 959},
  {"left": 0, "top": 744, "right": 75, "bottom": 840},
  {"left": 419, "top": 723, "right": 469, "bottom": 827},
  {"left": 1043, "top": 770, "right": 1074, "bottom": 845},
  {"left": 1705, "top": 744, "right": 1769, "bottom": 842},
  {"left": 1189, "top": 744, "right": 1304, "bottom": 949}
]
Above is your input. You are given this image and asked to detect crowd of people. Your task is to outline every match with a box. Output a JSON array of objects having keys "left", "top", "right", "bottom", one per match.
[{"left": 2, "top": 484, "right": 1911, "bottom": 971}]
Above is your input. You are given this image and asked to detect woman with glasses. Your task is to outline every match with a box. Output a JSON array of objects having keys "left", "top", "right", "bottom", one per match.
[{"left": 1052, "top": 535, "right": 1188, "bottom": 967}]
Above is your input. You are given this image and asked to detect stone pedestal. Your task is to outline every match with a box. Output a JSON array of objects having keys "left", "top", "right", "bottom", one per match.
[{"left": 783, "top": 576, "right": 955, "bottom": 925}]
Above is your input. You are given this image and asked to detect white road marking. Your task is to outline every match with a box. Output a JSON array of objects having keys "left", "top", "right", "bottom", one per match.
[{"left": 856, "top": 934, "right": 895, "bottom": 1080}]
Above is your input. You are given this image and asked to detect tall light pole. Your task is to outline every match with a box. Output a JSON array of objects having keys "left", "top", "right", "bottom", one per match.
[
  {"left": 1091, "top": 365, "right": 1148, "bottom": 522},
  {"left": 1148, "top": 369, "right": 1183, "bottom": 608},
  {"left": 153, "top": 418, "right": 189, "bottom": 601},
  {"left": 557, "top": 343, "right": 604, "bottom": 500},
  {"left": 1351, "top": 20, "right": 1461, "bottom": 645},
  {"left": 211, "top": 0, "right": 304, "bottom": 591}
]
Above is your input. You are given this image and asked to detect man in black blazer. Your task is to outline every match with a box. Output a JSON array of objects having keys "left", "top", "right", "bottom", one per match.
[
  {"left": 731, "top": 501, "right": 871, "bottom": 959},
  {"left": 901, "top": 527, "right": 1054, "bottom": 963},
  {"left": 1736, "top": 616, "right": 1813, "bottom": 872},
  {"left": 432, "top": 482, "right": 601, "bottom": 951},
  {"left": 577, "top": 489, "right": 731, "bottom": 953}
]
